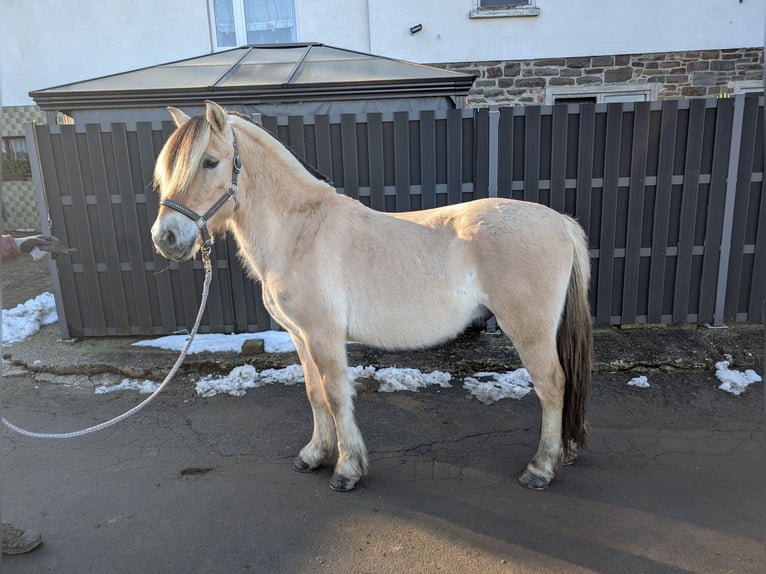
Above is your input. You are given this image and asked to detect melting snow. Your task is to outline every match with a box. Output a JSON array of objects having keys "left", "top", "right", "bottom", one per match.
[
  {"left": 132, "top": 331, "right": 295, "bottom": 354},
  {"left": 463, "top": 369, "right": 534, "bottom": 404},
  {"left": 627, "top": 375, "right": 650, "bottom": 388},
  {"left": 2, "top": 292, "right": 58, "bottom": 345},
  {"left": 95, "top": 379, "right": 160, "bottom": 395},
  {"left": 715, "top": 361, "right": 762, "bottom": 395}
]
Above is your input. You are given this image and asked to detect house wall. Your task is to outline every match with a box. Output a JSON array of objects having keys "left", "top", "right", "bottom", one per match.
[
  {"left": 438, "top": 47, "right": 764, "bottom": 107},
  {"left": 1, "top": 0, "right": 211, "bottom": 106},
  {"left": 365, "top": 0, "right": 762, "bottom": 63},
  {"left": 2, "top": 1, "right": 762, "bottom": 106}
]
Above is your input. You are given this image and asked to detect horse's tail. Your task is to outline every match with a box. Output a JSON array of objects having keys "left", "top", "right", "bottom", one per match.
[{"left": 558, "top": 217, "right": 593, "bottom": 455}]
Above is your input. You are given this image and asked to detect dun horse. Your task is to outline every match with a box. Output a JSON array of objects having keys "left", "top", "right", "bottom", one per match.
[{"left": 151, "top": 101, "right": 593, "bottom": 492}]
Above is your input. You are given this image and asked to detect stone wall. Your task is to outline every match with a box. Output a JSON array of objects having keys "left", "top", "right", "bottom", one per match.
[{"left": 437, "top": 47, "right": 763, "bottom": 106}]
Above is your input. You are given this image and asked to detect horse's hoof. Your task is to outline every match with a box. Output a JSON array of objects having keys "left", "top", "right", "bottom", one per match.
[
  {"left": 329, "top": 472, "right": 358, "bottom": 492},
  {"left": 562, "top": 451, "right": 578, "bottom": 466},
  {"left": 518, "top": 469, "right": 551, "bottom": 490},
  {"left": 292, "top": 456, "right": 314, "bottom": 473}
]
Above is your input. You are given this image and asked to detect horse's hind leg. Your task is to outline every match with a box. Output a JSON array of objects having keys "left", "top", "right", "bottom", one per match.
[
  {"left": 291, "top": 336, "right": 337, "bottom": 473},
  {"left": 497, "top": 318, "right": 566, "bottom": 490},
  {"left": 303, "top": 336, "right": 368, "bottom": 492}
]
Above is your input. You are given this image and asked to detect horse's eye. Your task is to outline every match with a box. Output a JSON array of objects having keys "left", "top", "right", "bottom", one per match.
[{"left": 202, "top": 158, "right": 219, "bottom": 170}]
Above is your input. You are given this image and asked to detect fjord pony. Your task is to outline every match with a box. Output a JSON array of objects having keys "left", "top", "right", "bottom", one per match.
[{"left": 152, "top": 101, "right": 593, "bottom": 492}]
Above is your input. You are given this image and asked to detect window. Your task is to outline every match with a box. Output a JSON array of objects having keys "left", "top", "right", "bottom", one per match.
[
  {"left": 470, "top": 0, "right": 539, "bottom": 18},
  {"left": 546, "top": 84, "right": 659, "bottom": 105},
  {"left": 211, "top": 0, "right": 296, "bottom": 48},
  {"left": 2, "top": 137, "right": 31, "bottom": 180}
]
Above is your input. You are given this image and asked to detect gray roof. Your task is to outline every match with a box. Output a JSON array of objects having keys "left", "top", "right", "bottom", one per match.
[{"left": 30, "top": 43, "right": 474, "bottom": 110}]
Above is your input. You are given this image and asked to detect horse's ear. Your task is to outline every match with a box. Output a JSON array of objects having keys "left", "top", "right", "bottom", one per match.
[
  {"left": 205, "top": 100, "right": 228, "bottom": 134},
  {"left": 167, "top": 107, "right": 191, "bottom": 128}
]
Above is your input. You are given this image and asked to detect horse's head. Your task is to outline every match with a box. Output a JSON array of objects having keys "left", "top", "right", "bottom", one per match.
[{"left": 151, "top": 101, "right": 242, "bottom": 261}]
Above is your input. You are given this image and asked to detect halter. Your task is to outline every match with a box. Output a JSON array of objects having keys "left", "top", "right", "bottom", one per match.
[{"left": 160, "top": 127, "right": 242, "bottom": 254}]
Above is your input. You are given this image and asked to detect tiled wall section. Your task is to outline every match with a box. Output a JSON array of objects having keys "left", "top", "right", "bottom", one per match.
[
  {"left": 3, "top": 180, "right": 41, "bottom": 231},
  {"left": 437, "top": 47, "right": 764, "bottom": 106},
  {"left": 2, "top": 105, "right": 46, "bottom": 231}
]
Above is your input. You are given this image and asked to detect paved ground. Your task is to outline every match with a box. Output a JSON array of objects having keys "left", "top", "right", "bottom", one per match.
[{"left": 2, "top": 255, "right": 764, "bottom": 573}]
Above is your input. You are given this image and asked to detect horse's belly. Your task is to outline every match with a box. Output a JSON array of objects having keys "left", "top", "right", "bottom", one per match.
[{"left": 347, "top": 273, "right": 487, "bottom": 350}]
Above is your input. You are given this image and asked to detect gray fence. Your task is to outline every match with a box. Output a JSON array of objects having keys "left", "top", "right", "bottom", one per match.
[{"left": 27, "top": 95, "right": 764, "bottom": 338}]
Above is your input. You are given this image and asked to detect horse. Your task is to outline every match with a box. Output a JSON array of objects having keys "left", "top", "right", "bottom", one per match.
[{"left": 151, "top": 100, "right": 593, "bottom": 492}]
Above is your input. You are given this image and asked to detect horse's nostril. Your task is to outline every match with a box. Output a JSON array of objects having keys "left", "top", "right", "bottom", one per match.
[{"left": 164, "top": 229, "right": 177, "bottom": 247}]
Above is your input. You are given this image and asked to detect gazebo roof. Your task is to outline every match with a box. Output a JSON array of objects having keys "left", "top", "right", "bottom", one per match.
[{"left": 30, "top": 43, "right": 474, "bottom": 110}]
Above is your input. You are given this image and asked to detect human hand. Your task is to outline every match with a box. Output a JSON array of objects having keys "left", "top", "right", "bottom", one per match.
[{"left": 15, "top": 235, "right": 74, "bottom": 260}]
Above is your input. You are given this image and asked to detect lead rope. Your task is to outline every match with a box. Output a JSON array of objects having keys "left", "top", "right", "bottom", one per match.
[{"left": 2, "top": 248, "right": 213, "bottom": 439}]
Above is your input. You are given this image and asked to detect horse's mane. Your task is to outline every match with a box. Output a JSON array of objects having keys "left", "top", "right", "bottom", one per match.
[
  {"left": 154, "top": 114, "right": 211, "bottom": 197},
  {"left": 155, "top": 109, "right": 333, "bottom": 196},
  {"left": 229, "top": 111, "right": 334, "bottom": 186}
]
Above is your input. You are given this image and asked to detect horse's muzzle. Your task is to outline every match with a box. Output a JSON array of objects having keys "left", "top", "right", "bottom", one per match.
[{"left": 151, "top": 213, "right": 199, "bottom": 261}]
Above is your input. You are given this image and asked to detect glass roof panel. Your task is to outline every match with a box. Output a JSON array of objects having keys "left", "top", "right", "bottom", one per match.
[{"left": 218, "top": 63, "right": 297, "bottom": 87}]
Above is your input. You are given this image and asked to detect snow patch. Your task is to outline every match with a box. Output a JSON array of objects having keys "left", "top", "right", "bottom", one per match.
[
  {"left": 715, "top": 361, "right": 762, "bottom": 396},
  {"left": 627, "top": 375, "right": 650, "bottom": 388},
  {"left": 95, "top": 379, "right": 160, "bottom": 395},
  {"left": 133, "top": 330, "right": 295, "bottom": 354},
  {"left": 2, "top": 292, "right": 58, "bottom": 345},
  {"left": 463, "top": 369, "right": 533, "bottom": 404}
]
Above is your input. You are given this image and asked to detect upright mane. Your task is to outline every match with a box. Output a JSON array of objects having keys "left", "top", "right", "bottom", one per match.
[
  {"left": 155, "top": 108, "right": 334, "bottom": 197},
  {"left": 153, "top": 114, "right": 211, "bottom": 197},
  {"left": 229, "top": 111, "right": 334, "bottom": 186}
]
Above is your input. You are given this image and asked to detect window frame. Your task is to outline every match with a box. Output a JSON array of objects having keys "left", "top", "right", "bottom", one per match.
[
  {"left": 470, "top": 0, "right": 539, "bottom": 19},
  {"left": 209, "top": 0, "right": 297, "bottom": 50},
  {"left": 545, "top": 84, "right": 659, "bottom": 105},
  {"left": 1, "top": 136, "right": 32, "bottom": 181}
]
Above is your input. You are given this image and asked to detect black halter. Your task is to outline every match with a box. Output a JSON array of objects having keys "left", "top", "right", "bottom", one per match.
[{"left": 161, "top": 127, "right": 242, "bottom": 253}]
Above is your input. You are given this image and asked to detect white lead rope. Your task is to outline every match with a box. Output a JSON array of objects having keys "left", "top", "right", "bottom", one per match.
[{"left": 2, "top": 252, "right": 213, "bottom": 440}]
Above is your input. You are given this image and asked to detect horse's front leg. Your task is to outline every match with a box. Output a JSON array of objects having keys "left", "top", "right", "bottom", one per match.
[
  {"left": 304, "top": 336, "right": 368, "bottom": 492},
  {"left": 291, "top": 335, "right": 337, "bottom": 473}
]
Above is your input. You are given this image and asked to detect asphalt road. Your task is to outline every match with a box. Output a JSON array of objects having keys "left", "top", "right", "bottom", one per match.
[{"left": 1, "top": 363, "right": 763, "bottom": 573}]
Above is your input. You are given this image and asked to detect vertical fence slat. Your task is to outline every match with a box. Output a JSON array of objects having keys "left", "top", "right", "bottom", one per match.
[
  {"left": 474, "top": 107, "right": 489, "bottom": 199},
  {"left": 622, "top": 102, "right": 650, "bottom": 324},
  {"left": 447, "top": 109, "right": 462, "bottom": 205},
  {"left": 394, "top": 111, "right": 410, "bottom": 211},
  {"left": 550, "top": 104, "right": 568, "bottom": 213},
  {"left": 672, "top": 100, "right": 705, "bottom": 323},
  {"left": 524, "top": 106, "right": 541, "bottom": 204},
  {"left": 314, "top": 115, "right": 334, "bottom": 183},
  {"left": 366, "top": 113, "right": 385, "bottom": 211},
  {"left": 748, "top": 175, "right": 766, "bottom": 320},
  {"left": 596, "top": 103, "right": 623, "bottom": 325},
  {"left": 724, "top": 95, "right": 760, "bottom": 320},
  {"left": 647, "top": 100, "right": 679, "bottom": 323},
  {"left": 420, "top": 110, "right": 437, "bottom": 209},
  {"left": 698, "top": 100, "right": 735, "bottom": 323},
  {"left": 341, "top": 114, "right": 359, "bottom": 200}
]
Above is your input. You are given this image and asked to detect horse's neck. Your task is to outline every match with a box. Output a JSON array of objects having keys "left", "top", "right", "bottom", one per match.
[{"left": 231, "top": 121, "right": 335, "bottom": 277}]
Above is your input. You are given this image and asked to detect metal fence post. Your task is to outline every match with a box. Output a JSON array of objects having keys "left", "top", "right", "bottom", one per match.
[
  {"left": 712, "top": 94, "right": 746, "bottom": 327},
  {"left": 487, "top": 104, "right": 500, "bottom": 197}
]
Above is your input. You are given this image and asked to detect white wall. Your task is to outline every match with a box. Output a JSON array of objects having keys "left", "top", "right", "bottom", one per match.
[
  {"left": 2, "top": 0, "right": 762, "bottom": 106},
  {"left": 365, "top": 0, "right": 763, "bottom": 63},
  {"left": 1, "top": 0, "right": 211, "bottom": 106}
]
